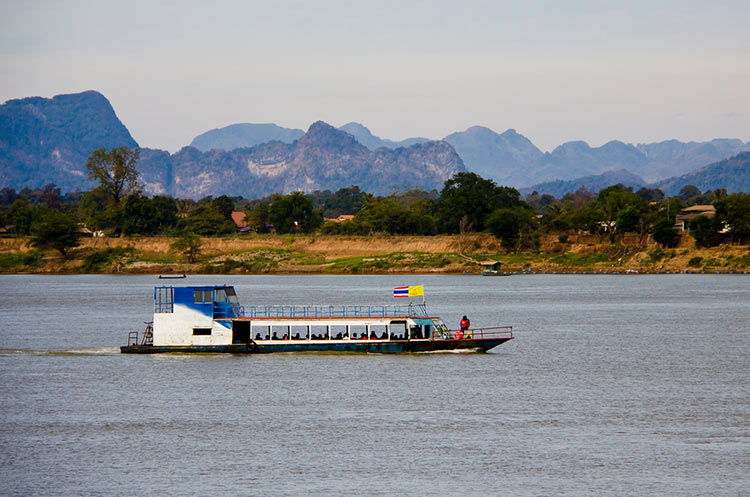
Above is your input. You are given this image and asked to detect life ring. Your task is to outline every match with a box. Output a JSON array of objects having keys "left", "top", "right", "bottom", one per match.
[{"left": 455, "top": 330, "right": 464, "bottom": 340}]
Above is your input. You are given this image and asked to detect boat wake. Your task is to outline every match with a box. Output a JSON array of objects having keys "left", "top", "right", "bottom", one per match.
[
  {"left": 415, "top": 348, "right": 484, "bottom": 354},
  {"left": 0, "top": 347, "right": 120, "bottom": 356}
]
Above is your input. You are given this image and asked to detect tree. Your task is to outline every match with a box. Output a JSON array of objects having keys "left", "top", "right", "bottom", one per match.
[
  {"left": 78, "top": 187, "right": 112, "bottom": 230},
  {"left": 120, "top": 194, "right": 159, "bottom": 235},
  {"left": 322, "top": 186, "right": 369, "bottom": 217},
  {"left": 30, "top": 209, "right": 81, "bottom": 257},
  {"left": 437, "top": 172, "right": 521, "bottom": 233},
  {"left": 356, "top": 197, "right": 435, "bottom": 235},
  {"left": 212, "top": 195, "right": 235, "bottom": 220},
  {"left": 596, "top": 185, "right": 645, "bottom": 234},
  {"left": 616, "top": 205, "right": 642, "bottom": 233},
  {"left": 85, "top": 146, "right": 141, "bottom": 205},
  {"left": 171, "top": 233, "right": 201, "bottom": 263},
  {"left": 486, "top": 207, "right": 535, "bottom": 251},
  {"left": 635, "top": 187, "right": 665, "bottom": 203},
  {"left": 150, "top": 196, "right": 179, "bottom": 232},
  {"left": 269, "top": 192, "right": 322, "bottom": 234},
  {"left": 714, "top": 193, "right": 750, "bottom": 244},
  {"left": 185, "top": 205, "right": 233, "bottom": 236},
  {"left": 8, "top": 199, "right": 35, "bottom": 235},
  {"left": 679, "top": 185, "right": 701, "bottom": 203},
  {"left": 652, "top": 219, "right": 679, "bottom": 248},
  {"left": 244, "top": 202, "right": 270, "bottom": 233},
  {"left": 689, "top": 215, "right": 721, "bottom": 248}
]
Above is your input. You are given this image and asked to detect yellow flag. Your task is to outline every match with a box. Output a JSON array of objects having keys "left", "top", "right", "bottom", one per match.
[{"left": 408, "top": 285, "right": 424, "bottom": 297}]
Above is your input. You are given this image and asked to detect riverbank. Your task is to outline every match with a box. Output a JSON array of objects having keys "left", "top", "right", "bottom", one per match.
[{"left": 1, "top": 233, "right": 749, "bottom": 274}]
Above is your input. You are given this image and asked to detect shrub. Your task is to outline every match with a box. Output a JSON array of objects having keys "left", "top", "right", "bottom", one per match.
[
  {"left": 81, "top": 247, "right": 134, "bottom": 272},
  {"left": 687, "top": 256, "right": 703, "bottom": 268}
]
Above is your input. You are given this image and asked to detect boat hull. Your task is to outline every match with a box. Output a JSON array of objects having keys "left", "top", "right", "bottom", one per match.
[{"left": 120, "top": 337, "right": 512, "bottom": 354}]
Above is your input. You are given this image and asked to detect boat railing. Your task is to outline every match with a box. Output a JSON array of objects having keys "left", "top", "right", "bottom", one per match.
[
  {"left": 440, "top": 326, "right": 513, "bottom": 340},
  {"left": 241, "top": 303, "right": 428, "bottom": 319}
]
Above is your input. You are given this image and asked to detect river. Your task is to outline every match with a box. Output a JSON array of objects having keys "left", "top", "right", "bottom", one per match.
[{"left": 0, "top": 274, "right": 748, "bottom": 496}]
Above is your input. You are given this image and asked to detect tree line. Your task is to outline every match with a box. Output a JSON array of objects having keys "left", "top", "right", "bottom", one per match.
[{"left": 1, "top": 146, "right": 749, "bottom": 257}]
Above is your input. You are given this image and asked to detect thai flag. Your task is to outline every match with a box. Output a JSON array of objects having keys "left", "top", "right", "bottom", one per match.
[{"left": 393, "top": 286, "right": 409, "bottom": 298}]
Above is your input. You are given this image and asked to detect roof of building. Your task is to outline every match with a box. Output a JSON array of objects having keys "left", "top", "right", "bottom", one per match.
[
  {"left": 231, "top": 211, "right": 247, "bottom": 228},
  {"left": 325, "top": 214, "right": 356, "bottom": 223},
  {"left": 679, "top": 204, "right": 715, "bottom": 213}
]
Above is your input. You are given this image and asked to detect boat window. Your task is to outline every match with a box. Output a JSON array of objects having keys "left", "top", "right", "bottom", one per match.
[
  {"left": 310, "top": 325, "right": 328, "bottom": 340},
  {"left": 330, "top": 324, "right": 347, "bottom": 339},
  {"left": 390, "top": 320, "right": 407, "bottom": 340},
  {"left": 252, "top": 325, "right": 270, "bottom": 340},
  {"left": 155, "top": 287, "right": 173, "bottom": 313},
  {"left": 369, "top": 324, "right": 387, "bottom": 340},
  {"left": 225, "top": 287, "right": 239, "bottom": 304},
  {"left": 271, "top": 325, "right": 291, "bottom": 340},
  {"left": 349, "top": 324, "right": 367, "bottom": 339},
  {"left": 290, "top": 325, "right": 309, "bottom": 340},
  {"left": 194, "top": 289, "right": 212, "bottom": 304},
  {"left": 214, "top": 288, "right": 227, "bottom": 303},
  {"left": 193, "top": 327, "right": 212, "bottom": 336},
  {"left": 409, "top": 324, "right": 425, "bottom": 339}
]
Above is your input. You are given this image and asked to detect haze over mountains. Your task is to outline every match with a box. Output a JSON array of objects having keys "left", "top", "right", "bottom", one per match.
[
  {"left": 192, "top": 119, "right": 750, "bottom": 194},
  {"left": 1, "top": 90, "right": 749, "bottom": 198}
]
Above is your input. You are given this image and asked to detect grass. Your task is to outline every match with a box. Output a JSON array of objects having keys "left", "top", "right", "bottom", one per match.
[
  {"left": 0, "top": 251, "right": 44, "bottom": 271},
  {"left": 549, "top": 252, "right": 611, "bottom": 267},
  {"left": 80, "top": 247, "right": 135, "bottom": 272},
  {"left": 322, "top": 252, "right": 459, "bottom": 273}
]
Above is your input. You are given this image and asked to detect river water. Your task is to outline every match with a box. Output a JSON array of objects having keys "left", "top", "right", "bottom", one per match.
[{"left": 0, "top": 274, "right": 748, "bottom": 496}]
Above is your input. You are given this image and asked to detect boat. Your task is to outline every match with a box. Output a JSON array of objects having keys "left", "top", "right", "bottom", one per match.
[{"left": 120, "top": 285, "right": 514, "bottom": 354}]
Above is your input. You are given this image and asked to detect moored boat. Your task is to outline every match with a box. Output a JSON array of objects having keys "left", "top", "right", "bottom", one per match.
[{"left": 120, "top": 285, "right": 513, "bottom": 354}]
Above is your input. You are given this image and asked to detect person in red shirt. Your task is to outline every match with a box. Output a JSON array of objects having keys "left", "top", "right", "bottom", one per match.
[{"left": 460, "top": 316, "right": 470, "bottom": 331}]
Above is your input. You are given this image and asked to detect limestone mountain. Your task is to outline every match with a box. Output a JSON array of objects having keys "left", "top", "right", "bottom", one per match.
[
  {"left": 189, "top": 123, "right": 304, "bottom": 151},
  {"left": 635, "top": 139, "right": 749, "bottom": 182},
  {"left": 442, "top": 126, "right": 543, "bottom": 186},
  {"left": 139, "top": 121, "right": 466, "bottom": 198},
  {"left": 337, "top": 122, "right": 430, "bottom": 150},
  {"left": 521, "top": 169, "right": 646, "bottom": 197},
  {"left": 652, "top": 152, "right": 750, "bottom": 196},
  {"left": 0, "top": 90, "right": 138, "bottom": 192}
]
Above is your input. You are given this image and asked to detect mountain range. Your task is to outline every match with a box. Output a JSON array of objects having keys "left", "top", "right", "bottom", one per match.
[
  {"left": 194, "top": 120, "right": 750, "bottom": 190},
  {"left": 1, "top": 90, "right": 748, "bottom": 198}
]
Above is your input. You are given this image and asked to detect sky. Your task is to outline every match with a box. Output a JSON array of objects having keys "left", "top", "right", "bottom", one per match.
[{"left": 1, "top": 0, "right": 749, "bottom": 153}]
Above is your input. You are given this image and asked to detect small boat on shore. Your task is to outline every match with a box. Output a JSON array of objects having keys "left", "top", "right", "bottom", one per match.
[{"left": 121, "top": 285, "right": 513, "bottom": 354}]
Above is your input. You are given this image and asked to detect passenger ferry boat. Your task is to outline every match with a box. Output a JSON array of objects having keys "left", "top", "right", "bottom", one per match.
[{"left": 120, "top": 285, "right": 514, "bottom": 354}]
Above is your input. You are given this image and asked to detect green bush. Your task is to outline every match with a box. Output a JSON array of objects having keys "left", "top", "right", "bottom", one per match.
[
  {"left": 0, "top": 251, "right": 44, "bottom": 270},
  {"left": 687, "top": 256, "right": 703, "bottom": 268},
  {"left": 81, "top": 247, "right": 134, "bottom": 272},
  {"left": 648, "top": 247, "right": 665, "bottom": 263}
]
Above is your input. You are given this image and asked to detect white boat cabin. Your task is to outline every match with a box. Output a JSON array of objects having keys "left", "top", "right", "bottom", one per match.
[{"left": 151, "top": 285, "right": 450, "bottom": 347}]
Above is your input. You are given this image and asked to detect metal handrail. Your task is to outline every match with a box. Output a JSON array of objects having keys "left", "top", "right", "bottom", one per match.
[
  {"left": 243, "top": 303, "right": 428, "bottom": 319},
  {"left": 442, "top": 326, "right": 513, "bottom": 340}
]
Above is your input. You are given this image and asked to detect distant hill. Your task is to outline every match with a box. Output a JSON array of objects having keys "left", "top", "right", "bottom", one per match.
[
  {"left": 636, "top": 139, "right": 749, "bottom": 181},
  {"left": 521, "top": 169, "right": 646, "bottom": 197},
  {"left": 2, "top": 90, "right": 748, "bottom": 197},
  {"left": 0, "top": 90, "right": 137, "bottom": 192},
  {"left": 189, "top": 123, "right": 304, "bottom": 152},
  {"left": 652, "top": 152, "right": 750, "bottom": 196},
  {"left": 139, "top": 121, "right": 466, "bottom": 198},
  {"left": 443, "top": 126, "right": 543, "bottom": 186},
  {"left": 337, "top": 122, "right": 429, "bottom": 150}
]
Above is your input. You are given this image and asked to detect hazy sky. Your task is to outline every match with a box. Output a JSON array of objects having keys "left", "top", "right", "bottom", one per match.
[{"left": 2, "top": 0, "right": 749, "bottom": 152}]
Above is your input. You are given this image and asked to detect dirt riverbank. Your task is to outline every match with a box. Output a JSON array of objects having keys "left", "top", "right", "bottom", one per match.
[{"left": 1, "top": 233, "right": 748, "bottom": 274}]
